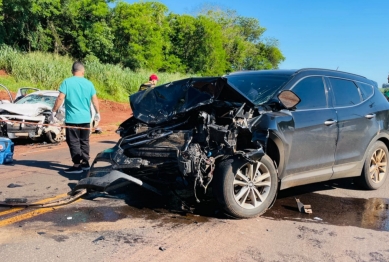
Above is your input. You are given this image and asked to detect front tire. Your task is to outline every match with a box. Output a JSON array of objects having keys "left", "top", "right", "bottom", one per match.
[
  {"left": 359, "top": 141, "right": 389, "bottom": 190},
  {"left": 213, "top": 155, "right": 278, "bottom": 218}
]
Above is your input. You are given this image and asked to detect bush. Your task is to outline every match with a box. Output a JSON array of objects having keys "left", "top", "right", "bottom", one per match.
[{"left": 0, "top": 45, "right": 192, "bottom": 102}]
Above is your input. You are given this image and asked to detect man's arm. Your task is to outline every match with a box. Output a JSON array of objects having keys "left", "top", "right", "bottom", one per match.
[
  {"left": 91, "top": 94, "right": 100, "bottom": 114},
  {"left": 52, "top": 92, "right": 65, "bottom": 112}
]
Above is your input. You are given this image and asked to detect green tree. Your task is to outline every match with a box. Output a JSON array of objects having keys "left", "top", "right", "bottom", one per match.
[
  {"left": 201, "top": 8, "right": 284, "bottom": 71},
  {"left": 55, "top": 0, "right": 114, "bottom": 61},
  {"left": 0, "top": 0, "right": 61, "bottom": 51},
  {"left": 110, "top": 1, "right": 169, "bottom": 71},
  {"left": 167, "top": 14, "right": 227, "bottom": 75},
  {"left": 0, "top": 0, "right": 4, "bottom": 44}
]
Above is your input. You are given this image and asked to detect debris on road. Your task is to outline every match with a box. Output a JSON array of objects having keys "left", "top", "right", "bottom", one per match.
[
  {"left": 295, "top": 198, "right": 312, "bottom": 214},
  {"left": 0, "top": 189, "right": 87, "bottom": 208},
  {"left": 7, "top": 183, "right": 23, "bottom": 188},
  {"left": 94, "top": 127, "right": 103, "bottom": 134},
  {"left": 159, "top": 247, "right": 166, "bottom": 251},
  {"left": 5, "top": 198, "right": 27, "bottom": 203},
  {"left": 92, "top": 236, "right": 105, "bottom": 243}
]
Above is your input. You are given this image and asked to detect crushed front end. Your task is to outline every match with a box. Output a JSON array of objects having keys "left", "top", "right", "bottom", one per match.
[{"left": 75, "top": 77, "right": 266, "bottom": 198}]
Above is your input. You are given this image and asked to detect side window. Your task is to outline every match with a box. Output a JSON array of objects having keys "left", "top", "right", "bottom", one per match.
[
  {"left": 329, "top": 78, "right": 361, "bottom": 107},
  {"left": 356, "top": 82, "right": 374, "bottom": 100},
  {"left": 291, "top": 76, "right": 327, "bottom": 110}
]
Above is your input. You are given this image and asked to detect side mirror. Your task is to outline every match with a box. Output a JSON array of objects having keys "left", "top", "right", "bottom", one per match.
[{"left": 278, "top": 90, "right": 301, "bottom": 109}]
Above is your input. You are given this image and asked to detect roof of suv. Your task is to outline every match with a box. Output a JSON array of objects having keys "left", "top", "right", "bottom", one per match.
[
  {"left": 227, "top": 68, "right": 367, "bottom": 79},
  {"left": 226, "top": 68, "right": 373, "bottom": 85}
]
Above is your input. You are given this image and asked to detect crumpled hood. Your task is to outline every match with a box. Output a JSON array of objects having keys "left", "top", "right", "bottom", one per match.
[
  {"left": 0, "top": 103, "right": 52, "bottom": 117},
  {"left": 130, "top": 77, "right": 251, "bottom": 125}
]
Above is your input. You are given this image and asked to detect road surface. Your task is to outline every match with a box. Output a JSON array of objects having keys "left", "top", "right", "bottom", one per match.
[{"left": 0, "top": 135, "right": 389, "bottom": 262}]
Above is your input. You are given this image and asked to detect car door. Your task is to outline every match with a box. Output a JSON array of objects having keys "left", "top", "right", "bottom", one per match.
[
  {"left": 281, "top": 76, "right": 338, "bottom": 187},
  {"left": 14, "top": 87, "right": 40, "bottom": 102},
  {"left": 327, "top": 77, "right": 378, "bottom": 179}
]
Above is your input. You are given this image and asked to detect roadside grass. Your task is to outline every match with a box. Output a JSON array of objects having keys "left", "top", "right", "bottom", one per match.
[
  {"left": 0, "top": 75, "right": 35, "bottom": 91},
  {"left": 0, "top": 45, "right": 193, "bottom": 102}
]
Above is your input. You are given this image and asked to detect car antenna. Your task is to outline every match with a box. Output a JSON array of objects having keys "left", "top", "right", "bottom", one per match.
[{"left": 336, "top": 66, "right": 339, "bottom": 71}]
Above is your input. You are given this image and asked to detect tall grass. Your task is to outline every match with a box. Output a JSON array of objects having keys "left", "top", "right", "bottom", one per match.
[{"left": 0, "top": 45, "right": 192, "bottom": 102}]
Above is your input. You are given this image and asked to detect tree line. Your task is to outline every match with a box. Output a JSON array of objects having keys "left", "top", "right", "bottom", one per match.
[{"left": 0, "top": 0, "right": 285, "bottom": 76}]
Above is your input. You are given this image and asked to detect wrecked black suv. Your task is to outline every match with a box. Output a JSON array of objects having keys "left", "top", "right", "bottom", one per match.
[{"left": 75, "top": 68, "right": 389, "bottom": 218}]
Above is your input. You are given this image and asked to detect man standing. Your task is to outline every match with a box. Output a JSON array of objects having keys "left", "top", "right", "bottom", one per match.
[
  {"left": 138, "top": 74, "right": 159, "bottom": 91},
  {"left": 51, "top": 61, "right": 100, "bottom": 173}
]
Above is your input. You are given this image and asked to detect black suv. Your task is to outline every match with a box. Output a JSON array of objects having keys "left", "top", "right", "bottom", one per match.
[{"left": 76, "top": 68, "right": 389, "bottom": 218}]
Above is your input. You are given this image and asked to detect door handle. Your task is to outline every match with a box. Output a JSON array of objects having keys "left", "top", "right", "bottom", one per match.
[
  {"left": 365, "top": 114, "right": 375, "bottom": 119},
  {"left": 324, "top": 120, "right": 337, "bottom": 126}
]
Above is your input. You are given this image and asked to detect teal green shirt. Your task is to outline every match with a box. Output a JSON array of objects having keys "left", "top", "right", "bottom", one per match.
[{"left": 59, "top": 76, "right": 96, "bottom": 124}]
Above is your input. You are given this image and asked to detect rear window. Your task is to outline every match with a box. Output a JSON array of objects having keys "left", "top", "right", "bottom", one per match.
[
  {"left": 329, "top": 78, "right": 361, "bottom": 107},
  {"left": 356, "top": 82, "right": 374, "bottom": 100},
  {"left": 225, "top": 74, "right": 292, "bottom": 104}
]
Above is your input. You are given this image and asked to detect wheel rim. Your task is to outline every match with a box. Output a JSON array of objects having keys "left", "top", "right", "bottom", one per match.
[
  {"left": 233, "top": 161, "right": 272, "bottom": 209},
  {"left": 369, "top": 148, "right": 387, "bottom": 183}
]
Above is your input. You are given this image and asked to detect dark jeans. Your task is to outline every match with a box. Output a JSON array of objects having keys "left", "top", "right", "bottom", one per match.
[{"left": 65, "top": 123, "right": 90, "bottom": 165}]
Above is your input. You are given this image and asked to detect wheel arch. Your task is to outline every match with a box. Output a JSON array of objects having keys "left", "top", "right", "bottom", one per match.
[
  {"left": 363, "top": 134, "right": 389, "bottom": 166},
  {"left": 266, "top": 132, "right": 285, "bottom": 179}
]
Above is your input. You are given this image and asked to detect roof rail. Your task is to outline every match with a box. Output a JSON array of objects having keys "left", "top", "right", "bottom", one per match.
[{"left": 295, "top": 68, "right": 366, "bottom": 79}]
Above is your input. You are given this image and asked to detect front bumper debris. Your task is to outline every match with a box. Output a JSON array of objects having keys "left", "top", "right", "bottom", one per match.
[{"left": 74, "top": 170, "right": 162, "bottom": 195}]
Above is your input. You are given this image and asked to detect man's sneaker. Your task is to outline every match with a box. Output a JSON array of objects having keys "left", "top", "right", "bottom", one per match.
[
  {"left": 80, "top": 161, "right": 90, "bottom": 171},
  {"left": 64, "top": 166, "right": 83, "bottom": 173}
]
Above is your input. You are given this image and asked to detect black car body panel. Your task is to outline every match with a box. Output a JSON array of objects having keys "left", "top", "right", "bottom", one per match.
[{"left": 76, "top": 68, "right": 389, "bottom": 218}]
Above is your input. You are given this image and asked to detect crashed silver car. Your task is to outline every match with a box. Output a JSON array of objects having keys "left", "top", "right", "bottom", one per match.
[
  {"left": 75, "top": 69, "right": 389, "bottom": 218},
  {"left": 0, "top": 84, "right": 98, "bottom": 143}
]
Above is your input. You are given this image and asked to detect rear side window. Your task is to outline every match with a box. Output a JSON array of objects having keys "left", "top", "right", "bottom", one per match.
[
  {"left": 291, "top": 76, "right": 327, "bottom": 109},
  {"left": 356, "top": 82, "right": 374, "bottom": 100},
  {"left": 329, "top": 78, "right": 361, "bottom": 107}
]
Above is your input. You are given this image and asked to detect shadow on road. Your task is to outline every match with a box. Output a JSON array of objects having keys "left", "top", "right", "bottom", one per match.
[
  {"left": 276, "top": 177, "right": 365, "bottom": 200},
  {"left": 96, "top": 140, "right": 117, "bottom": 144},
  {"left": 11, "top": 160, "right": 88, "bottom": 182}
]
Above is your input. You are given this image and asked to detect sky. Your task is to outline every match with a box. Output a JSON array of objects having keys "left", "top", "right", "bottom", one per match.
[{"left": 124, "top": 0, "right": 389, "bottom": 87}]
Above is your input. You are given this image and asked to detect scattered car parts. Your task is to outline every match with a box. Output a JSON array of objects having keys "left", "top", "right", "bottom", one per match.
[{"left": 295, "top": 198, "right": 313, "bottom": 214}]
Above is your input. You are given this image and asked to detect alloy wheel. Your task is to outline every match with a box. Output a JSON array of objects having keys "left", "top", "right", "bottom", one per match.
[
  {"left": 369, "top": 148, "right": 387, "bottom": 183},
  {"left": 233, "top": 161, "right": 272, "bottom": 209}
]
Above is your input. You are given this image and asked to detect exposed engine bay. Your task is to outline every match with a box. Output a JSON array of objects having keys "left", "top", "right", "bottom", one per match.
[
  {"left": 75, "top": 77, "right": 268, "bottom": 202},
  {"left": 74, "top": 74, "right": 290, "bottom": 217}
]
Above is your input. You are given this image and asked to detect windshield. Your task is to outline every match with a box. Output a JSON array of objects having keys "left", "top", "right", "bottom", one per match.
[
  {"left": 225, "top": 73, "right": 293, "bottom": 104},
  {"left": 15, "top": 94, "right": 56, "bottom": 107}
]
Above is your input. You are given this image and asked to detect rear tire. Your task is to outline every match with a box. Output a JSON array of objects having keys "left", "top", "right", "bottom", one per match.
[
  {"left": 213, "top": 154, "right": 278, "bottom": 218},
  {"left": 359, "top": 141, "right": 389, "bottom": 190}
]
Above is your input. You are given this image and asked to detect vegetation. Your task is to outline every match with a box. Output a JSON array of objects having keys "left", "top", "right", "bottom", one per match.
[
  {"left": 0, "top": 45, "right": 189, "bottom": 102},
  {"left": 0, "top": 1, "right": 286, "bottom": 101}
]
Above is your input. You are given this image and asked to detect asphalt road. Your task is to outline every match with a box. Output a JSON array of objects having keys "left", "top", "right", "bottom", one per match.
[{"left": 1, "top": 136, "right": 389, "bottom": 262}]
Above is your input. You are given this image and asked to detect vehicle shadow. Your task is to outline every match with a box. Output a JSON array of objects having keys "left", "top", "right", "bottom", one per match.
[
  {"left": 96, "top": 140, "right": 117, "bottom": 144},
  {"left": 276, "top": 177, "right": 364, "bottom": 199},
  {"left": 11, "top": 159, "right": 88, "bottom": 181},
  {"left": 74, "top": 181, "right": 228, "bottom": 220},
  {"left": 69, "top": 177, "right": 366, "bottom": 220}
]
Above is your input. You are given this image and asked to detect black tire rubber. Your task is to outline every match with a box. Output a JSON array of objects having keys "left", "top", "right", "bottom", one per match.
[
  {"left": 213, "top": 154, "right": 278, "bottom": 218},
  {"left": 358, "top": 141, "right": 389, "bottom": 190},
  {"left": 44, "top": 131, "right": 58, "bottom": 144}
]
